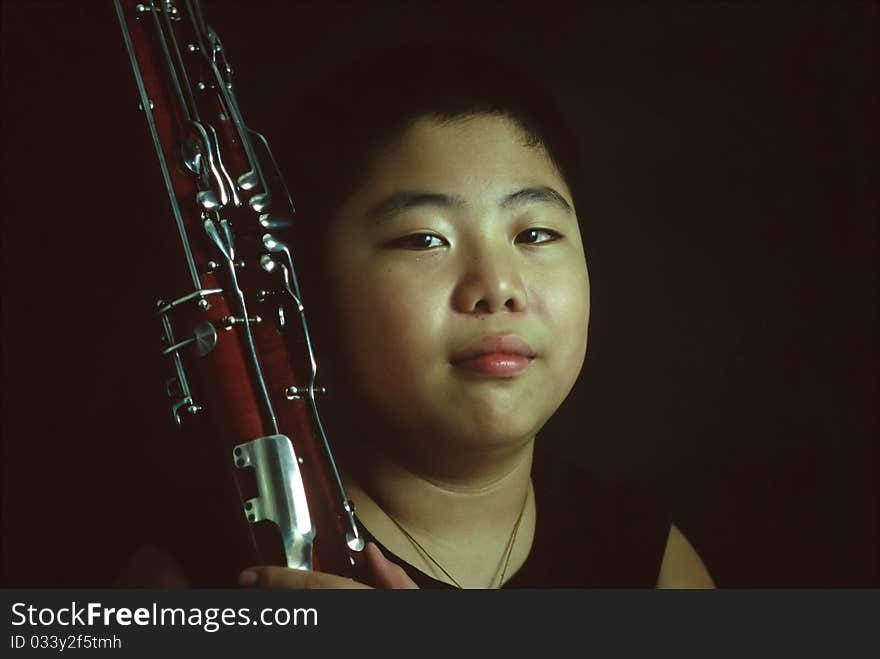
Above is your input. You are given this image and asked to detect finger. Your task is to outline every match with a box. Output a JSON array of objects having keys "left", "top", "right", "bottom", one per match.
[
  {"left": 239, "top": 566, "right": 373, "bottom": 590},
  {"left": 363, "top": 542, "right": 419, "bottom": 589}
]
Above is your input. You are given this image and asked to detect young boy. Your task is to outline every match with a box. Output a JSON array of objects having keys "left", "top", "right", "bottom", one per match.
[{"left": 231, "top": 45, "right": 715, "bottom": 589}]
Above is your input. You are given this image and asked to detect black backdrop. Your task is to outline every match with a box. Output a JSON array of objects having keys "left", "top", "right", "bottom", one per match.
[{"left": 2, "top": 1, "right": 876, "bottom": 587}]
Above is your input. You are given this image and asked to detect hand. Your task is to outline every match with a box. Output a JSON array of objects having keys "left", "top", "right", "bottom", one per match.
[{"left": 238, "top": 542, "right": 419, "bottom": 589}]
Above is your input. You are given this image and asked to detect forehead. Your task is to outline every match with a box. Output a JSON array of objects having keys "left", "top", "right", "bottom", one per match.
[{"left": 354, "top": 114, "right": 571, "bottom": 203}]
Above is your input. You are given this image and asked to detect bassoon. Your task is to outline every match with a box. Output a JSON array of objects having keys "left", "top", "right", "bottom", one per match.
[{"left": 114, "top": 0, "right": 364, "bottom": 584}]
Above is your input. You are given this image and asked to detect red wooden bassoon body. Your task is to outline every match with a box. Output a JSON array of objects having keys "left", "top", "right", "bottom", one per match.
[{"left": 114, "top": 0, "right": 363, "bottom": 583}]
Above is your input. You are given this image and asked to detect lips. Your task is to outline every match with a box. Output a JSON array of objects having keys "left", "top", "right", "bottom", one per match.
[{"left": 450, "top": 334, "right": 536, "bottom": 377}]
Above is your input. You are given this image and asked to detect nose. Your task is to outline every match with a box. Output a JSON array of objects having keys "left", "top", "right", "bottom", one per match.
[{"left": 451, "top": 238, "right": 527, "bottom": 315}]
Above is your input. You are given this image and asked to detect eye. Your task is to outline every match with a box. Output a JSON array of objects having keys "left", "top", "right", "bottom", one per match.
[
  {"left": 390, "top": 233, "right": 448, "bottom": 250},
  {"left": 515, "top": 228, "right": 561, "bottom": 245}
]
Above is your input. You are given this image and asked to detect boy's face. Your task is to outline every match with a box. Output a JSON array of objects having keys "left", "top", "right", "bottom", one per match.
[{"left": 327, "top": 114, "right": 589, "bottom": 468}]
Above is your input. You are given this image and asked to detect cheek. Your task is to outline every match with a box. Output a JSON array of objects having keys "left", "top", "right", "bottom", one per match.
[
  {"left": 538, "top": 263, "right": 590, "bottom": 380},
  {"left": 331, "top": 263, "right": 444, "bottom": 399}
]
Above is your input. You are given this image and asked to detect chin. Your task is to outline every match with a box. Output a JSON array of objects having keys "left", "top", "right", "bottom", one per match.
[{"left": 434, "top": 402, "right": 551, "bottom": 452}]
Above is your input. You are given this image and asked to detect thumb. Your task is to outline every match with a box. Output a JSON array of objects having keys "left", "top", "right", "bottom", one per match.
[{"left": 363, "top": 542, "right": 419, "bottom": 589}]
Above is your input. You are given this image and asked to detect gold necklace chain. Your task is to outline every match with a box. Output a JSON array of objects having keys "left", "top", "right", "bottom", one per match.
[{"left": 385, "top": 484, "right": 530, "bottom": 589}]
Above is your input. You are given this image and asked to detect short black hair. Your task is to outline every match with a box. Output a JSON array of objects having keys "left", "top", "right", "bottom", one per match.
[{"left": 280, "top": 43, "right": 582, "bottom": 232}]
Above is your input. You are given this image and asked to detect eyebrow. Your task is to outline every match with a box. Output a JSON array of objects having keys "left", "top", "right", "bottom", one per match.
[
  {"left": 366, "top": 191, "right": 465, "bottom": 224},
  {"left": 501, "top": 186, "right": 573, "bottom": 214},
  {"left": 366, "top": 185, "right": 573, "bottom": 224}
]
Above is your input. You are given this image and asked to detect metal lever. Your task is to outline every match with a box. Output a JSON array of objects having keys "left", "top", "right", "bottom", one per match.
[
  {"left": 161, "top": 320, "right": 218, "bottom": 357},
  {"left": 233, "top": 434, "right": 314, "bottom": 570}
]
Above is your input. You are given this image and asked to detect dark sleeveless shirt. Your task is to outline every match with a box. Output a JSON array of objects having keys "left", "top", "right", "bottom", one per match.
[
  {"left": 358, "top": 450, "right": 672, "bottom": 588},
  {"left": 141, "top": 448, "right": 670, "bottom": 588}
]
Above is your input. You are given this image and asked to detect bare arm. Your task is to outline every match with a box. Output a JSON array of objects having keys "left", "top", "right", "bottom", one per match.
[
  {"left": 113, "top": 545, "right": 189, "bottom": 588},
  {"left": 655, "top": 524, "right": 716, "bottom": 589}
]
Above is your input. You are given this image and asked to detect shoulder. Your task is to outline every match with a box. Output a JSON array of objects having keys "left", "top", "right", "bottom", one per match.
[{"left": 655, "top": 523, "right": 716, "bottom": 589}]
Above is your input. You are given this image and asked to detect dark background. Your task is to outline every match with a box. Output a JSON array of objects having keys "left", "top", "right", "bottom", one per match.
[{"left": 2, "top": 1, "right": 876, "bottom": 587}]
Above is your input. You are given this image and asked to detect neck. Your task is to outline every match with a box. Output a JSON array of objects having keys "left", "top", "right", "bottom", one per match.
[{"left": 339, "top": 435, "right": 536, "bottom": 588}]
